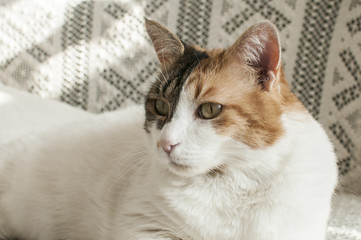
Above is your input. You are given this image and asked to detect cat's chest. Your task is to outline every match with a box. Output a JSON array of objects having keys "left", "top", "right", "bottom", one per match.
[{"left": 154, "top": 175, "right": 280, "bottom": 240}]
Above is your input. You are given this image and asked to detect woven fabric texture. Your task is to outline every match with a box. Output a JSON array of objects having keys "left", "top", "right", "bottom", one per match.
[{"left": 0, "top": 0, "right": 360, "bottom": 223}]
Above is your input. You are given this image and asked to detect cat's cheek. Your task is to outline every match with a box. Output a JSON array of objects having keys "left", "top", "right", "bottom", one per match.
[
  {"left": 146, "top": 124, "right": 166, "bottom": 164},
  {"left": 156, "top": 149, "right": 172, "bottom": 167}
]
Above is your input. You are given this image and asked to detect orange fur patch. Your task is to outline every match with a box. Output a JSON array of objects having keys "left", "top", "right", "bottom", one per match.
[{"left": 186, "top": 49, "right": 306, "bottom": 149}]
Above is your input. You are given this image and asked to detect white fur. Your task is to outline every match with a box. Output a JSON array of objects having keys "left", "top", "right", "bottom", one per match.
[{"left": 0, "top": 89, "right": 337, "bottom": 239}]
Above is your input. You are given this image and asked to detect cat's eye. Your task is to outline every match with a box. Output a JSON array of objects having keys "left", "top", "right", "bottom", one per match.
[
  {"left": 155, "top": 99, "right": 169, "bottom": 116},
  {"left": 198, "top": 103, "right": 222, "bottom": 119}
]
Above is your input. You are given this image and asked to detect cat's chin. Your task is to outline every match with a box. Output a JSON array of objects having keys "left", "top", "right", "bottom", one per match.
[
  {"left": 154, "top": 150, "right": 215, "bottom": 177},
  {"left": 167, "top": 159, "right": 211, "bottom": 177},
  {"left": 168, "top": 161, "right": 192, "bottom": 175},
  {"left": 168, "top": 164, "right": 201, "bottom": 177}
]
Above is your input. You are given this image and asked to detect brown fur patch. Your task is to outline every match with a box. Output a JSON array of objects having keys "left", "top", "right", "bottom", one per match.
[{"left": 186, "top": 50, "right": 306, "bottom": 149}]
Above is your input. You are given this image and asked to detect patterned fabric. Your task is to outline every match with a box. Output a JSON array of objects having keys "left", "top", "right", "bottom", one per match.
[{"left": 0, "top": 0, "right": 360, "bottom": 194}]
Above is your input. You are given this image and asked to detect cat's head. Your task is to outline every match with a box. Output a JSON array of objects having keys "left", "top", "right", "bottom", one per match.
[{"left": 144, "top": 19, "right": 301, "bottom": 178}]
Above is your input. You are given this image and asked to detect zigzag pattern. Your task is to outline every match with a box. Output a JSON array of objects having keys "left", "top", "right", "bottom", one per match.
[
  {"left": 176, "top": 0, "right": 213, "bottom": 46},
  {"left": 61, "top": 0, "right": 94, "bottom": 110}
]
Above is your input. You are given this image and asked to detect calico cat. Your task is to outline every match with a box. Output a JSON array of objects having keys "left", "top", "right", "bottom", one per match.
[{"left": 0, "top": 19, "right": 337, "bottom": 240}]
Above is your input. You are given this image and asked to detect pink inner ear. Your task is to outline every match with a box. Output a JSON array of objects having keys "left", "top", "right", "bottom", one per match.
[
  {"left": 259, "top": 32, "right": 280, "bottom": 75},
  {"left": 227, "top": 22, "right": 281, "bottom": 88},
  {"left": 238, "top": 23, "right": 281, "bottom": 91},
  {"left": 257, "top": 31, "right": 280, "bottom": 91}
]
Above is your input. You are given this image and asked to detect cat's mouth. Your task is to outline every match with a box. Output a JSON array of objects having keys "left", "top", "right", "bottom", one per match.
[
  {"left": 155, "top": 145, "right": 196, "bottom": 175},
  {"left": 169, "top": 160, "right": 191, "bottom": 171}
]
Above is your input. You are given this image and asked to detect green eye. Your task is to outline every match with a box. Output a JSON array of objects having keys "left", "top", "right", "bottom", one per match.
[
  {"left": 198, "top": 103, "right": 222, "bottom": 119},
  {"left": 155, "top": 99, "right": 169, "bottom": 116}
]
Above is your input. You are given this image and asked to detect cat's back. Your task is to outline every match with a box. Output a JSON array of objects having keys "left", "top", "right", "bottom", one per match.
[
  {"left": 0, "top": 105, "right": 147, "bottom": 240},
  {"left": 0, "top": 105, "right": 146, "bottom": 172}
]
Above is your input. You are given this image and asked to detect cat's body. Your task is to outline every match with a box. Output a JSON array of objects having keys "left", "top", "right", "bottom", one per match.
[
  {"left": 0, "top": 106, "right": 336, "bottom": 240},
  {"left": 0, "top": 20, "right": 337, "bottom": 240}
]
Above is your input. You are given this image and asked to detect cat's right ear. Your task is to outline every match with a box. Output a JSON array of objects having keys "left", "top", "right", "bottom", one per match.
[
  {"left": 226, "top": 21, "right": 281, "bottom": 92},
  {"left": 145, "top": 19, "right": 184, "bottom": 70}
]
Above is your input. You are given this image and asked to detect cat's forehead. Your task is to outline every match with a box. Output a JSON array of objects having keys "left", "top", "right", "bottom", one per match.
[
  {"left": 149, "top": 45, "right": 254, "bottom": 106},
  {"left": 185, "top": 49, "right": 256, "bottom": 104},
  {"left": 160, "top": 47, "right": 208, "bottom": 96}
]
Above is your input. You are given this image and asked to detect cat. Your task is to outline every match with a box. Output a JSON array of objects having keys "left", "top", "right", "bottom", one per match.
[{"left": 0, "top": 19, "right": 338, "bottom": 240}]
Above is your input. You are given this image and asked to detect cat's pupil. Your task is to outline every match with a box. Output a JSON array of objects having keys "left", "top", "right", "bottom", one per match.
[
  {"left": 155, "top": 99, "right": 169, "bottom": 116},
  {"left": 199, "top": 103, "right": 222, "bottom": 119}
]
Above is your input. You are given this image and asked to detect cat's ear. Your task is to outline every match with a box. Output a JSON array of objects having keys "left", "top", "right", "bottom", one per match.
[
  {"left": 145, "top": 19, "right": 184, "bottom": 70},
  {"left": 227, "top": 21, "right": 281, "bottom": 91}
]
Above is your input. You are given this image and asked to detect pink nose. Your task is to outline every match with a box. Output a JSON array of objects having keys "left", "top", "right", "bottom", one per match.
[{"left": 160, "top": 140, "right": 180, "bottom": 153}]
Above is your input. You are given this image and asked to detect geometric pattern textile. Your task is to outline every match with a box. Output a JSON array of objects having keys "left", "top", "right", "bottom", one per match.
[{"left": 0, "top": 0, "right": 360, "bottom": 198}]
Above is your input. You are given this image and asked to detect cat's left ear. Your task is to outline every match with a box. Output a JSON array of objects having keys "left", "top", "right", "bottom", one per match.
[
  {"left": 227, "top": 21, "right": 281, "bottom": 91},
  {"left": 145, "top": 19, "right": 184, "bottom": 70}
]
